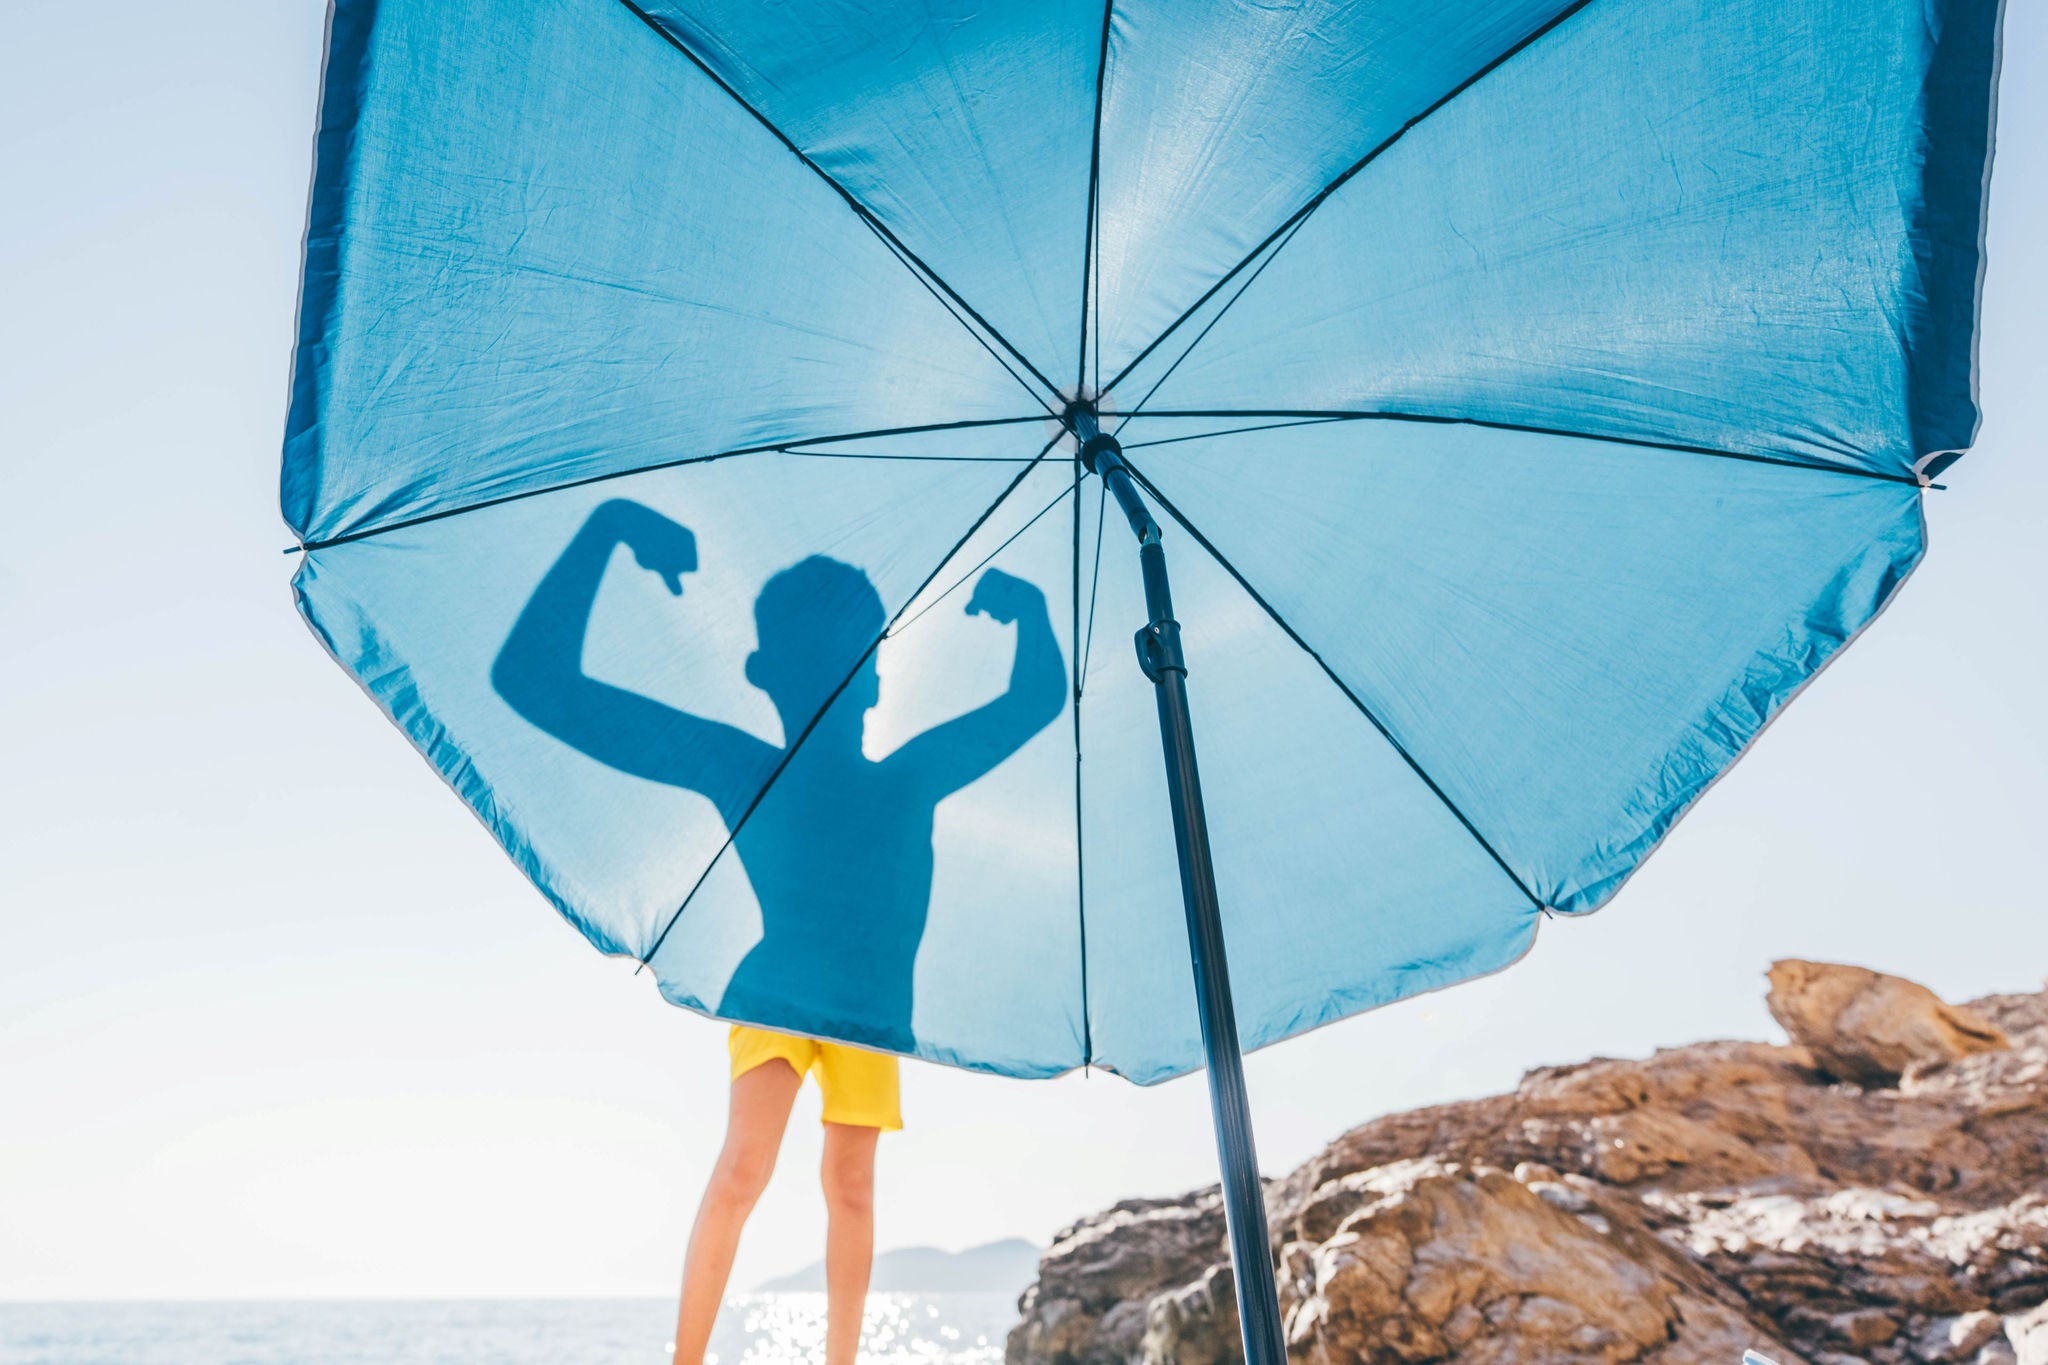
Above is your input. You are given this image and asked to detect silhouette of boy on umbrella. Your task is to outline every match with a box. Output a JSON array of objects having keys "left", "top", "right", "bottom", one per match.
[
  {"left": 493, "top": 497, "right": 1067, "bottom": 1044},
  {"left": 494, "top": 496, "right": 1064, "bottom": 1365}
]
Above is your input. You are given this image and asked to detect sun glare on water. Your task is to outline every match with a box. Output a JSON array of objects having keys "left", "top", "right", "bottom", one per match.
[{"left": 703, "top": 1293, "right": 1006, "bottom": 1365}]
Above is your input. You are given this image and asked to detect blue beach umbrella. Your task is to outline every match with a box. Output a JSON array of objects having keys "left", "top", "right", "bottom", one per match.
[{"left": 282, "top": 2, "right": 2005, "bottom": 1359}]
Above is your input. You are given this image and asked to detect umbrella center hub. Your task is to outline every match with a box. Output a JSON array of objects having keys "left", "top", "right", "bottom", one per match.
[{"left": 1062, "top": 400, "right": 1122, "bottom": 474}]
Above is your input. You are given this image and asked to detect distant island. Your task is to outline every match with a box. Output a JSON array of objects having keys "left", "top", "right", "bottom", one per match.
[{"left": 753, "top": 1237, "right": 1041, "bottom": 1296}]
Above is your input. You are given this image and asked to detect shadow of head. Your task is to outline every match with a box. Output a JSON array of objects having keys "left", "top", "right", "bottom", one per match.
[{"left": 744, "top": 556, "right": 887, "bottom": 730}]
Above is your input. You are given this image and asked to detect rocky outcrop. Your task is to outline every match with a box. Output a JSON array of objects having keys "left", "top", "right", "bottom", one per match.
[
  {"left": 1010, "top": 1193, "right": 1232, "bottom": 1365},
  {"left": 1273, "top": 1158, "right": 1773, "bottom": 1365},
  {"left": 1010, "top": 964, "right": 2048, "bottom": 1365},
  {"left": 1766, "top": 961, "right": 2009, "bottom": 1087}
]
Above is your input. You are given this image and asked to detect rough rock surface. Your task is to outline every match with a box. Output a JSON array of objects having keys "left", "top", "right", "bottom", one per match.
[
  {"left": 1766, "top": 961, "right": 2009, "bottom": 1087},
  {"left": 1010, "top": 966, "right": 2047, "bottom": 1365}
]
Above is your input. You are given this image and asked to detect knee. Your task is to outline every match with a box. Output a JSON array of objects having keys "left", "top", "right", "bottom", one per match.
[
  {"left": 709, "top": 1141, "right": 777, "bottom": 1207},
  {"left": 821, "top": 1150, "right": 875, "bottom": 1219}
]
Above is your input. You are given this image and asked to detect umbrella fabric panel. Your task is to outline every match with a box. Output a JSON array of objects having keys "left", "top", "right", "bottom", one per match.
[
  {"left": 650, "top": 456, "right": 1085, "bottom": 1075},
  {"left": 634, "top": 0, "right": 1103, "bottom": 389},
  {"left": 1125, "top": 419, "right": 1926, "bottom": 918},
  {"left": 293, "top": 432, "right": 1048, "bottom": 972},
  {"left": 1075, "top": 472, "right": 1542, "bottom": 1085},
  {"left": 1092, "top": 0, "right": 1579, "bottom": 388},
  {"left": 283, "top": 0, "right": 1035, "bottom": 547},
  {"left": 278, "top": 0, "right": 1997, "bottom": 1093},
  {"left": 1125, "top": 0, "right": 2003, "bottom": 481}
]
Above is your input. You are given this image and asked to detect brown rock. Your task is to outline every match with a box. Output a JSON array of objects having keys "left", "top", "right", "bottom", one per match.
[
  {"left": 1141, "top": 1264, "right": 1242, "bottom": 1365},
  {"left": 1915, "top": 1311, "right": 2005, "bottom": 1362},
  {"left": 1766, "top": 961, "right": 2009, "bottom": 1087},
  {"left": 1278, "top": 1159, "right": 1793, "bottom": 1365},
  {"left": 1009, "top": 965, "right": 2048, "bottom": 1365},
  {"left": 1011, "top": 1193, "right": 1228, "bottom": 1365}
]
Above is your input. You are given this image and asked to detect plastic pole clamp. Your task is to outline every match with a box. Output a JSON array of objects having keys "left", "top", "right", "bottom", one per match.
[{"left": 1135, "top": 618, "right": 1186, "bottom": 681}]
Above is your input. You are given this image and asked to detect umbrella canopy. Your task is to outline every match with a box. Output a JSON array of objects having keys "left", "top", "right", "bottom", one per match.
[{"left": 285, "top": 0, "right": 2001, "bottom": 1082}]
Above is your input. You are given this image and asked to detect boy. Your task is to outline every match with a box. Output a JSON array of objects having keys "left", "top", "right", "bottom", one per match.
[{"left": 493, "top": 497, "right": 1065, "bottom": 1365}]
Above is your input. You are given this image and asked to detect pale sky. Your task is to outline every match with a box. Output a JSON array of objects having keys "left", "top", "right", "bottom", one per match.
[{"left": 2, "top": 2, "right": 2042, "bottom": 1302}]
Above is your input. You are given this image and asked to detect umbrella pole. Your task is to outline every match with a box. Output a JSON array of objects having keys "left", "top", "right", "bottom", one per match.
[{"left": 1074, "top": 411, "right": 1290, "bottom": 1365}]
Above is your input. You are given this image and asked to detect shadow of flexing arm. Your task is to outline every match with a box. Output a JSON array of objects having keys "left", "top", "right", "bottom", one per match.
[{"left": 492, "top": 498, "right": 778, "bottom": 828}]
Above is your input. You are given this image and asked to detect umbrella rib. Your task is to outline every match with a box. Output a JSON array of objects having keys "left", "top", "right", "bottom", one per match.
[
  {"left": 636, "top": 436, "right": 1064, "bottom": 973},
  {"left": 1070, "top": 452, "right": 1094, "bottom": 1068},
  {"left": 853, "top": 210, "right": 1063, "bottom": 416},
  {"left": 887, "top": 472, "right": 1083, "bottom": 636},
  {"left": 1077, "top": 0, "right": 1115, "bottom": 396},
  {"left": 1110, "top": 214, "right": 1310, "bottom": 431},
  {"left": 287, "top": 415, "right": 1051, "bottom": 553},
  {"left": 1117, "top": 454, "right": 1549, "bottom": 914},
  {"left": 1072, "top": 465, "right": 1103, "bottom": 1068},
  {"left": 1079, "top": 479, "right": 1109, "bottom": 687},
  {"left": 1099, "top": 0, "right": 1599, "bottom": 398},
  {"left": 614, "top": 0, "right": 1065, "bottom": 405},
  {"left": 1119, "top": 416, "right": 1352, "bottom": 451},
  {"left": 777, "top": 450, "right": 1042, "bottom": 463},
  {"left": 1122, "top": 409, "right": 1930, "bottom": 488}
]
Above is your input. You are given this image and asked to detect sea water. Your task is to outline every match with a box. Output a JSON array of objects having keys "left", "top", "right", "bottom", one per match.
[{"left": 0, "top": 1292, "right": 1016, "bottom": 1365}]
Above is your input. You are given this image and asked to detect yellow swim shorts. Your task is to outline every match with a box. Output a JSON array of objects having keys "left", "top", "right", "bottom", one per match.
[{"left": 728, "top": 1025, "right": 902, "bottom": 1132}]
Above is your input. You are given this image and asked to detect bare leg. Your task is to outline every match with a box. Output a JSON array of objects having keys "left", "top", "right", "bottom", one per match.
[
  {"left": 820, "top": 1122, "right": 881, "bottom": 1365},
  {"left": 671, "top": 1061, "right": 803, "bottom": 1365}
]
